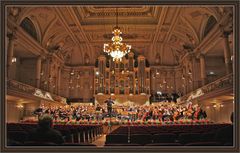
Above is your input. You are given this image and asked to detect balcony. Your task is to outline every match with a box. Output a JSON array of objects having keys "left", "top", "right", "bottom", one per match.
[
  {"left": 7, "top": 79, "right": 67, "bottom": 104},
  {"left": 177, "top": 73, "right": 233, "bottom": 103}
]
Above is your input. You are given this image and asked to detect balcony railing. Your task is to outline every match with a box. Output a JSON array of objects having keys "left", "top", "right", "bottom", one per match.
[
  {"left": 177, "top": 73, "right": 233, "bottom": 103},
  {"left": 7, "top": 79, "right": 66, "bottom": 104}
]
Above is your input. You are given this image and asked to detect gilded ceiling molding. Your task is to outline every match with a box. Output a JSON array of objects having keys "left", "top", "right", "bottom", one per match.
[
  {"left": 8, "top": 19, "right": 65, "bottom": 64},
  {"left": 203, "top": 7, "right": 222, "bottom": 22},
  {"left": 199, "top": 14, "right": 211, "bottom": 41},
  {"left": 194, "top": 11, "right": 231, "bottom": 57},
  {"left": 180, "top": 16, "right": 200, "bottom": 45},
  {"left": 67, "top": 7, "right": 94, "bottom": 62},
  {"left": 87, "top": 6, "right": 149, "bottom": 13},
  {"left": 15, "top": 7, "right": 42, "bottom": 42},
  {"left": 84, "top": 6, "right": 153, "bottom": 17},
  {"left": 54, "top": 7, "right": 84, "bottom": 61},
  {"left": 8, "top": 19, "right": 45, "bottom": 56},
  {"left": 41, "top": 17, "right": 58, "bottom": 45},
  {"left": 165, "top": 8, "right": 182, "bottom": 43}
]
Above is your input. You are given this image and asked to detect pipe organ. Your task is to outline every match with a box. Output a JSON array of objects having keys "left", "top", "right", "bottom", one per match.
[{"left": 94, "top": 52, "right": 150, "bottom": 96}]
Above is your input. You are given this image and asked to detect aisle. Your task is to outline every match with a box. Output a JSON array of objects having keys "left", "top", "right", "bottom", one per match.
[{"left": 92, "top": 134, "right": 106, "bottom": 147}]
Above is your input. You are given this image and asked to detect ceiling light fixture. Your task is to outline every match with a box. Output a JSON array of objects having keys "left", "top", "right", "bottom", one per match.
[{"left": 103, "top": 8, "right": 131, "bottom": 62}]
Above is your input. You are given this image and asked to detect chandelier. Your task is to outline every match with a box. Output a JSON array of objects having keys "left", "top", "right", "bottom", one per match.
[{"left": 103, "top": 8, "right": 131, "bottom": 62}]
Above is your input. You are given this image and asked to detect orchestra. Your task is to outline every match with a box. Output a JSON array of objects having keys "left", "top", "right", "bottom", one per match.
[{"left": 32, "top": 101, "right": 207, "bottom": 122}]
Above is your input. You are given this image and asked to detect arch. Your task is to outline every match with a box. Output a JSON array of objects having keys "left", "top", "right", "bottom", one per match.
[
  {"left": 41, "top": 17, "right": 58, "bottom": 45},
  {"left": 204, "top": 7, "right": 221, "bottom": 22},
  {"left": 202, "top": 15, "right": 217, "bottom": 38},
  {"left": 20, "top": 17, "right": 39, "bottom": 42},
  {"left": 180, "top": 16, "right": 200, "bottom": 45}
]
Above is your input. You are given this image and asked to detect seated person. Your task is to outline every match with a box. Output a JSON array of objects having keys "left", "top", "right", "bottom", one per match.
[{"left": 28, "top": 114, "right": 64, "bottom": 145}]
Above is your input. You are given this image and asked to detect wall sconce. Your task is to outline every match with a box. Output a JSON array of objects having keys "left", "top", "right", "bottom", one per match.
[
  {"left": 12, "top": 57, "right": 17, "bottom": 63},
  {"left": 213, "top": 104, "right": 217, "bottom": 108},
  {"left": 182, "top": 75, "right": 185, "bottom": 80},
  {"left": 16, "top": 104, "right": 24, "bottom": 109},
  {"left": 70, "top": 69, "right": 75, "bottom": 75},
  {"left": 209, "top": 71, "right": 215, "bottom": 75},
  {"left": 220, "top": 104, "right": 224, "bottom": 107},
  {"left": 206, "top": 106, "right": 210, "bottom": 109}
]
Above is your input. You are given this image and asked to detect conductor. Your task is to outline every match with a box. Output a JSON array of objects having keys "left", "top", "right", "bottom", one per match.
[{"left": 105, "top": 97, "right": 114, "bottom": 116}]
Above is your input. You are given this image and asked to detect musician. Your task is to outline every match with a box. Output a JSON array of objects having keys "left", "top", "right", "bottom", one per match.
[
  {"left": 105, "top": 97, "right": 115, "bottom": 116},
  {"left": 153, "top": 107, "right": 159, "bottom": 120},
  {"left": 95, "top": 104, "right": 102, "bottom": 120}
]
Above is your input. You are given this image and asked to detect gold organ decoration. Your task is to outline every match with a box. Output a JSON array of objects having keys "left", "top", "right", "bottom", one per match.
[{"left": 94, "top": 52, "right": 150, "bottom": 96}]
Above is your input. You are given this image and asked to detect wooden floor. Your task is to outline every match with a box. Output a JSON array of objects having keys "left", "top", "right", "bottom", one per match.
[{"left": 92, "top": 134, "right": 106, "bottom": 147}]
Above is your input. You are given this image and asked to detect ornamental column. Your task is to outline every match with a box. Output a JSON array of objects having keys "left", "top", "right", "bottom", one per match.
[
  {"left": 36, "top": 56, "right": 42, "bottom": 88},
  {"left": 199, "top": 54, "right": 207, "bottom": 86},
  {"left": 7, "top": 33, "right": 16, "bottom": 77},
  {"left": 222, "top": 32, "right": 232, "bottom": 74}
]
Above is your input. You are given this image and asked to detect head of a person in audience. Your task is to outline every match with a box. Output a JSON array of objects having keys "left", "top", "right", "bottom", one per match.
[{"left": 38, "top": 114, "right": 53, "bottom": 129}]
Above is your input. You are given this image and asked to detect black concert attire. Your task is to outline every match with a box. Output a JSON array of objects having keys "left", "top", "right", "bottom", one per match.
[{"left": 105, "top": 99, "right": 114, "bottom": 116}]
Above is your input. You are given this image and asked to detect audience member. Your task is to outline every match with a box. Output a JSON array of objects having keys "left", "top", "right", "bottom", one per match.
[{"left": 28, "top": 114, "right": 64, "bottom": 144}]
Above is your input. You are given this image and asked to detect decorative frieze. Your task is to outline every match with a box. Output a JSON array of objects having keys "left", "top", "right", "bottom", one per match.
[
  {"left": 177, "top": 73, "right": 233, "bottom": 103},
  {"left": 7, "top": 79, "right": 66, "bottom": 104}
]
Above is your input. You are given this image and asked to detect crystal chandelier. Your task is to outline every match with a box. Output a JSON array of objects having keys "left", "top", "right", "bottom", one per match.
[{"left": 103, "top": 8, "right": 131, "bottom": 62}]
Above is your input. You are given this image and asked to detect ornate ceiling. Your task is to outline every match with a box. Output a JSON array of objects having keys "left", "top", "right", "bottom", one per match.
[{"left": 8, "top": 6, "right": 231, "bottom": 66}]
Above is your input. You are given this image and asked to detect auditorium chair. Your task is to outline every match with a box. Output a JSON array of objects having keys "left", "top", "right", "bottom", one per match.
[
  {"left": 105, "top": 134, "right": 129, "bottom": 144},
  {"left": 214, "top": 125, "right": 233, "bottom": 145},
  {"left": 7, "top": 131, "right": 29, "bottom": 143},
  {"left": 178, "top": 133, "right": 202, "bottom": 144},
  {"left": 7, "top": 123, "right": 23, "bottom": 131},
  {"left": 152, "top": 133, "right": 177, "bottom": 143},
  {"left": 200, "top": 132, "right": 216, "bottom": 141},
  {"left": 56, "top": 128, "right": 72, "bottom": 143},
  {"left": 23, "top": 141, "right": 57, "bottom": 146},
  {"left": 130, "top": 134, "right": 152, "bottom": 145}
]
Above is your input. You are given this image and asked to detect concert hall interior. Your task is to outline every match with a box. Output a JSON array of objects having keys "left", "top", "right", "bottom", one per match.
[{"left": 5, "top": 5, "right": 235, "bottom": 147}]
